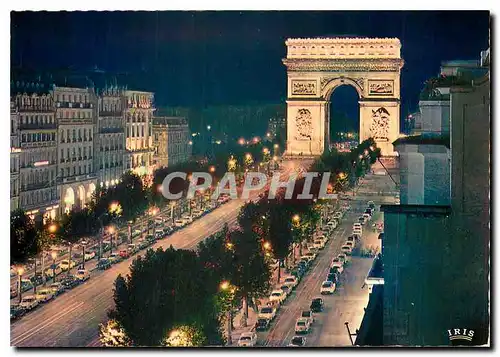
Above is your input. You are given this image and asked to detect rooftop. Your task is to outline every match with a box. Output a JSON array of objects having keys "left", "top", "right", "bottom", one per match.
[
  {"left": 393, "top": 133, "right": 450, "bottom": 149},
  {"left": 152, "top": 116, "right": 187, "bottom": 126}
]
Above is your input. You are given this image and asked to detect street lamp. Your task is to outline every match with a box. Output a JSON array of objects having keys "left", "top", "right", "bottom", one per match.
[
  {"left": 209, "top": 165, "right": 216, "bottom": 173},
  {"left": 170, "top": 201, "right": 177, "bottom": 224},
  {"left": 263, "top": 241, "right": 271, "bottom": 251},
  {"left": 108, "top": 226, "right": 115, "bottom": 255},
  {"left": 219, "top": 281, "right": 234, "bottom": 345},
  {"left": 207, "top": 125, "right": 211, "bottom": 131},
  {"left": 17, "top": 266, "right": 24, "bottom": 304},
  {"left": 149, "top": 207, "right": 159, "bottom": 237},
  {"left": 51, "top": 251, "right": 57, "bottom": 282},
  {"left": 292, "top": 214, "right": 300, "bottom": 224}
]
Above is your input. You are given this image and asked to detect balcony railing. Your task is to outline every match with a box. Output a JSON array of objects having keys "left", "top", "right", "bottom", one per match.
[
  {"left": 100, "top": 127, "right": 124, "bottom": 134},
  {"left": 19, "top": 123, "right": 57, "bottom": 130},
  {"left": 99, "top": 111, "right": 123, "bottom": 117}
]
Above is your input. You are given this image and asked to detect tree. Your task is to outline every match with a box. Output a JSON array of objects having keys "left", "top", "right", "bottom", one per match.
[
  {"left": 99, "top": 319, "right": 132, "bottom": 347},
  {"left": 266, "top": 201, "right": 294, "bottom": 284},
  {"left": 229, "top": 228, "right": 271, "bottom": 326},
  {"left": 11, "top": 209, "right": 40, "bottom": 265},
  {"left": 110, "top": 246, "right": 224, "bottom": 346}
]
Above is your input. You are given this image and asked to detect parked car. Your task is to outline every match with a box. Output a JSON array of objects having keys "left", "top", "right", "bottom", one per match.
[
  {"left": 341, "top": 245, "right": 353, "bottom": 255},
  {"left": 280, "top": 284, "right": 292, "bottom": 298},
  {"left": 295, "top": 317, "right": 311, "bottom": 334},
  {"left": 61, "top": 276, "right": 80, "bottom": 290},
  {"left": 127, "top": 244, "right": 138, "bottom": 254},
  {"left": 352, "top": 223, "right": 362, "bottom": 230},
  {"left": 237, "top": 331, "right": 257, "bottom": 347},
  {"left": 119, "top": 249, "right": 130, "bottom": 259},
  {"left": 59, "top": 259, "right": 76, "bottom": 271},
  {"left": 313, "top": 239, "right": 325, "bottom": 250},
  {"left": 45, "top": 264, "right": 62, "bottom": 278},
  {"left": 346, "top": 235, "right": 356, "bottom": 246},
  {"left": 283, "top": 276, "right": 298, "bottom": 289},
  {"left": 35, "top": 288, "right": 55, "bottom": 303},
  {"left": 48, "top": 282, "right": 65, "bottom": 296},
  {"left": 304, "top": 251, "right": 317, "bottom": 261},
  {"left": 255, "top": 318, "right": 271, "bottom": 331},
  {"left": 108, "top": 253, "right": 121, "bottom": 263},
  {"left": 326, "top": 273, "right": 339, "bottom": 284},
  {"left": 330, "top": 258, "right": 344, "bottom": 270},
  {"left": 137, "top": 239, "right": 149, "bottom": 250},
  {"left": 84, "top": 251, "right": 96, "bottom": 261},
  {"left": 74, "top": 269, "right": 90, "bottom": 282},
  {"left": 363, "top": 213, "right": 371, "bottom": 221},
  {"left": 269, "top": 289, "right": 286, "bottom": 304},
  {"left": 10, "top": 305, "right": 25, "bottom": 321},
  {"left": 338, "top": 253, "right": 350, "bottom": 265},
  {"left": 258, "top": 306, "right": 277, "bottom": 321},
  {"left": 97, "top": 258, "right": 112, "bottom": 270},
  {"left": 358, "top": 216, "right": 366, "bottom": 224},
  {"left": 365, "top": 208, "right": 373, "bottom": 216},
  {"left": 326, "top": 220, "right": 337, "bottom": 230},
  {"left": 174, "top": 219, "right": 185, "bottom": 228},
  {"left": 330, "top": 266, "right": 342, "bottom": 276},
  {"left": 30, "top": 273, "right": 44, "bottom": 287},
  {"left": 301, "top": 310, "right": 314, "bottom": 325},
  {"left": 288, "top": 336, "right": 307, "bottom": 347},
  {"left": 320, "top": 281, "right": 336, "bottom": 294},
  {"left": 19, "top": 295, "right": 39, "bottom": 310}
]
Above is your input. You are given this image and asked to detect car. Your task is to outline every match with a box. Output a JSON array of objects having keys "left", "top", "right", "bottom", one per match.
[
  {"left": 295, "top": 317, "right": 311, "bottom": 334},
  {"left": 20, "top": 278, "right": 33, "bottom": 292},
  {"left": 298, "top": 260, "right": 310, "bottom": 271},
  {"left": 326, "top": 273, "right": 339, "bottom": 284},
  {"left": 59, "top": 259, "right": 76, "bottom": 271},
  {"left": 338, "top": 252, "right": 350, "bottom": 264},
  {"left": 345, "top": 241, "right": 355, "bottom": 250},
  {"left": 301, "top": 310, "right": 314, "bottom": 325},
  {"left": 45, "top": 264, "right": 62, "bottom": 278},
  {"left": 289, "top": 336, "right": 307, "bottom": 347},
  {"left": 145, "top": 234, "right": 155, "bottom": 243},
  {"left": 108, "top": 253, "right": 121, "bottom": 263},
  {"left": 10, "top": 305, "right": 25, "bottom": 321},
  {"left": 30, "top": 273, "right": 44, "bottom": 287},
  {"left": 310, "top": 297, "right": 324, "bottom": 312},
  {"left": 74, "top": 269, "right": 90, "bottom": 282},
  {"left": 313, "top": 239, "right": 325, "bottom": 250},
  {"left": 341, "top": 245, "right": 353, "bottom": 255},
  {"left": 304, "top": 251, "right": 317, "bottom": 261},
  {"left": 320, "top": 281, "right": 336, "bottom": 294},
  {"left": 174, "top": 219, "right": 185, "bottom": 228},
  {"left": 258, "top": 306, "right": 277, "bottom": 320},
  {"left": 155, "top": 229, "right": 165, "bottom": 239},
  {"left": 132, "top": 229, "right": 142, "bottom": 237},
  {"left": 358, "top": 216, "right": 366, "bottom": 224},
  {"left": 119, "top": 249, "right": 130, "bottom": 259},
  {"left": 61, "top": 276, "right": 81, "bottom": 290},
  {"left": 266, "top": 300, "right": 281, "bottom": 311},
  {"left": 363, "top": 213, "right": 371, "bottom": 221},
  {"left": 137, "top": 239, "right": 149, "bottom": 250},
  {"left": 368, "top": 201, "right": 375, "bottom": 209},
  {"left": 84, "top": 251, "right": 96, "bottom": 261},
  {"left": 127, "top": 244, "right": 138, "bottom": 254},
  {"left": 346, "top": 235, "right": 356, "bottom": 245},
  {"left": 280, "top": 284, "right": 292, "bottom": 298},
  {"left": 352, "top": 232, "right": 361, "bottom": 240},
  {"left": 47, "top": 282, "right": 65, "bottom": 295},
  {"left": 96, "top": 258, "right": 112, "bottom": 270},
  {"left": 331, "top": 257, "right": 343, "bottom": 270},
  {"left": 352, "top": 223, "right": 362, "bottom": 230},
  {"left": 333, "top": 211, "right": 343, "bottom": 220},
  {"left": 326, "top": 221, "right": 337, "bottom": 230},
  {"left": 19, "top": 295, "right": 39, "bottom": 310},
  {"left": 365, "top": 208, "right": 373, "bottom": 216},
  {"left": 300, "top": 255, "right": 314, "bottom": 264},
  {"left": 269, "top": 289, "right": 286, "bottom": 304},
  {"left": 353, "top": 226, "right": 362, "bottom": 234},
  {"left": 35, "top": 288, "right": 55, "bottom": 302},
  {"left": 283, "top": 276, "right": 298, "bottom": 289},
  {"left": 255, "top": 318, "right": 271, "bottom": 331},
  {"left": 329, "top": 266, "right": 342, "bottom": 276},
  {"left": 237, "top": 331, "right": 257, "bottom": 347}
]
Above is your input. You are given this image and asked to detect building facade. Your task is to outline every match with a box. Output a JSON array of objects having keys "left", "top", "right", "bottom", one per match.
[
  {"left": 153, "top": 117, "right": 191, "bottom": 168},
  {"left": 53, "top": 87, "right": 97, "bottom": 214},
  {"left": 10, "top": 100, "right": 21, "bottom": 211},
  {"left": 97, "top": 86, "right": 126, "bottom": 187},
  {"left": 124, "top": 91, "right": 155, "bottom": 176},
  {"left": 11, "top": 84, "right": 59, "bottom": 221}
]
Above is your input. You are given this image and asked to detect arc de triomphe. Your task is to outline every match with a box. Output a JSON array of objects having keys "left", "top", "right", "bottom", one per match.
[{"left": 283, "top": 37, "right": 404, "bottom": 157}]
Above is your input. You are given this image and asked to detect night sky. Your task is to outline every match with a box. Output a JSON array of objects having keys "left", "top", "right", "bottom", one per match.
[{"left": 11, "top": 11, "right": 490, "bottom": 125}]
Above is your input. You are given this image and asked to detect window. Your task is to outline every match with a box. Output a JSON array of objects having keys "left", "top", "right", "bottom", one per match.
[{"left": 72, "top": 129, "right": 76, "bottom": 142}]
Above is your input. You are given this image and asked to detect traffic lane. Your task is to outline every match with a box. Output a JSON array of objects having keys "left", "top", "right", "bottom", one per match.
[
  {"left": 11, "top": 198, "right": 245, "bottom": 347},
  {"left": 258, "top": 202, "right": 373, "bottom": 347},
  {"left": 259, "top": 209, "right": 360, "bottom": 347},
  {"left": 307, "top": 257, "right": 374, "bottom": 347}
]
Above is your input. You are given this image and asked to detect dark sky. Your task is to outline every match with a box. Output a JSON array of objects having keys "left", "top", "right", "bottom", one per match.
[{"left": 11, "top": 11, "right": 490, "bottom": 119}]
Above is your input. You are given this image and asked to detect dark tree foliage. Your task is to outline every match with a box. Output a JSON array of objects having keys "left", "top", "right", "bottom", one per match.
[
  {"left": 110, "top": 247, "right": 223, "bottom": 346},
  {"left": 10, "top": 209, "right": 40, "bottom": 265}
]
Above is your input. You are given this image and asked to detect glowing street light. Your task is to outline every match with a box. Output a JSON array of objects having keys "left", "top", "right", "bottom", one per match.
[
  {"left": 51, "top": 251, "right": 57, "bottom": 282},
  {"left": 220, "top": 281, "right": 230, "bottom": 291},
  {"left": 369, "top": 145, "right": 375, "bottom": 151},
  {"left": 209, "top": 166, "right": 216, "bottom": 173},
  {"left": 207, "top": 125, "right": 211, "bottom": 131},
  {"left": 48, "top": 224, "right": 57, "bottom": 234},
  {"left": 266, "top": 132, "right": 271, "bottom": 137},
  {"left": 238, "top": 138, "right": 245, "bottom": 145},
  {"left": 226, "top": 242, "right": 234, "bottom": 250},
  {"left": 263, "top": 241, "right": 271, "bottom": 250},
  {"left": 188, "top": 141, "right": 193, "bottom": 145},
  {"left": 292, "top": 214, "right": 300, "bottom": 223}
]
